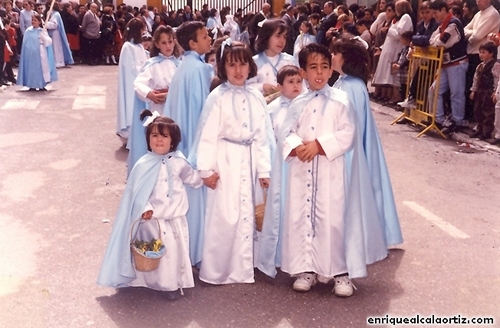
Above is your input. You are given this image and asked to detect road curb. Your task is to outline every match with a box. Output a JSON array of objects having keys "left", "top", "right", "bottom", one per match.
[{"left": 370, "top": 100, "right": 500, "bottom": 155}]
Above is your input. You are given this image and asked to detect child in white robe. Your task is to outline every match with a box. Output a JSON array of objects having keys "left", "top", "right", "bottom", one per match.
[
  {"left": 97, "top": 111, "right": 203, "bottom": 301},
  {"left": 292, "top": 21, "right": 316, "bottom": 62},
  {"left": 128, "top": 25, "right": 182, "bottom": 175},
  {"left": 280, "top": 43, "right": 356, "bottom": 296},
  {"left": 268, "top": 65, "right": 303, "bottom": 133},
  {"left": 116, "top": 18, "right": 148, "bottom": 142},
  {"left": 247, "top": 19, "right": 298, "bottom": 97},
  {"left": 193, "top": 40, "right": 272, "bottom": 284}
]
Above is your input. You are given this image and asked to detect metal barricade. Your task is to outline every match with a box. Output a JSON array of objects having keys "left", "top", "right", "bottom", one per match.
[{"left": 391, "top": 46, "right": 447, "bottom": 138}]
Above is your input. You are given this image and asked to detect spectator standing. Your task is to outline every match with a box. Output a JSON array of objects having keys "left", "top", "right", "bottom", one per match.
[
  {"left": 81, "top": 3, "right": 101, "bottom": 65},
  {"left": 60, "top": 3, "right": 80, "bottom": 63},
  {"left": 248, "top": 2, "right": 271, "bottom": 52},
  {"left": 463, "top": 0, "right": 500, "bottom": 122},
  {"left": 282, "top": 5, "right": 295, "bottom": 55},
  {"left": 181, "top": 5, "right": 193, "bottom": 22},
  {"left": 461, "top": 0, "right": 478, "bottom": 26},
  {"left": 316, "top": 1, "right": 337, "bottom": 46},
  {"left": 19, "top": 0, "right": 33, "bottom": 35}
]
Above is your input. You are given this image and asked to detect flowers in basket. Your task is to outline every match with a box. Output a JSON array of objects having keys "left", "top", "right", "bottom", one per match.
[{"left": 132, "top": 238, "right": 166, "bottom": 258}]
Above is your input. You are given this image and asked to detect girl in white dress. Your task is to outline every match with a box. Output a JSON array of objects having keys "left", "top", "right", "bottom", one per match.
[
  {"left": 293, "top": 21, "right": 316, "bottom": 62},
  {"left": 128, "top": 25, "right": 182, "bottom": 175},
  {"left": 97, "top": 112, "right": 203, "bottom": 301},
  {"left": 194, "top": 40, "right": 272, "bottom": 284},
  {"left": 248, "top": 19, "right": 298, "bottom": 96},
  {"left": 372, "top": 0, "right": 413, "bottom": 103}
]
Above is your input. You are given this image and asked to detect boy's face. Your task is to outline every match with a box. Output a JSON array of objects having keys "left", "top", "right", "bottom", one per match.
[
  {"left": 479, "top": 49, "right": 494, "bottom": 62},
  {"left": 420, "top": 8, "right": 432, "bottom": 22},
  {"left": 432, "top": 8, "right": 447, "bottom": 22},
  {"left": 279, "top": 74, "right": 303, "bottom": 99},
  {"left": 310, "top": 18, "right": 318, "bottom": 25},
  {"left": 190, "top": 27, "right": 212, "bottom": 55},
  {"left": 300, "top": 53, "right": 333, "bottom": 91}
]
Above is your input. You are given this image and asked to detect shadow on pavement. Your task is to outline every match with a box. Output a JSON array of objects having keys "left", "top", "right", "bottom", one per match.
[{"left": 96, "top": 249, "right": 405, "bottom": 327}]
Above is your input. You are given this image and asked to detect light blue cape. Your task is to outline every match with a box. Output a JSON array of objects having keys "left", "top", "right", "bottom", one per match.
[
  {"left": 163, "top": 50, "right": 213, "bottom": 265},
  {"left": 97, "top": 151, "right": 184, "bottom": 287},
  {"left": 48, "top": 11, "right": 74, "bottom": 65},
  {"left": 17, "top": 27, "right": 58, "bottom": 89}
]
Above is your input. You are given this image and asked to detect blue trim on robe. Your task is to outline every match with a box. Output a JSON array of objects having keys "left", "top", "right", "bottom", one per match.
[
  {"left": 97, "top": 151, "right": 185, "bottom": 287},
  {"left": 257, "top": 85, "right": 396, "bottom": 279},
  {"left": 163, "top": 50, "right": 214, "bottom": 266},
  {"left": 17, "top": 27, "right": 58, "bottom": 89},
  {"left": 48, "top": 11, "right": 74, "bottom": 65}
]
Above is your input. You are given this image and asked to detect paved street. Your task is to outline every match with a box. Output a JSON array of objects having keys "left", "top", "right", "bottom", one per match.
[{"left": 0, "top": 65, "right": 499, "bottom": 328}]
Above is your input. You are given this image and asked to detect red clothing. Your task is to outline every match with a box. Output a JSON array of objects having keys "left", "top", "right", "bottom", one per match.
[{"left": 6, "top": 26, "right": 16, "bottom": 47}]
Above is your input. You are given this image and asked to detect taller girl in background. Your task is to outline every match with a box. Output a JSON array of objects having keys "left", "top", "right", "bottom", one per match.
[
  {"left": 128, "top": 25, "right": 182, "bottom": 175},
  {"left": 248, "top": 19, "right": 298, "bottom": 97},
  {"left": 191, "top": 40, "right": 273, "bottom": 285},
  {"left": 116, "top": 18, "right": 148, "bottom": 145},
  {"left": 331, "top": 36, "right": 403, "bottom": 274}
]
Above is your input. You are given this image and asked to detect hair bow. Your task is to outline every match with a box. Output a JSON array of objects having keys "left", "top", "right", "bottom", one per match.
[
  {"left": 220, "top": 38, "right": 232, "bottom": 58},
  {"left": 211, "top": 27, "right": 218, "bottom": 41},
  {"left": 351, "top": 36, "right": 369, "bottom": 49},
  {"left": 142, "top": 110, "right": 161, "bottom": 127}
]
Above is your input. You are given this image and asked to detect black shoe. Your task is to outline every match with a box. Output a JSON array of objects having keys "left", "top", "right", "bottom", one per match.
[{"left": 162, "top": 290, "right": 181, "bottom": 301}]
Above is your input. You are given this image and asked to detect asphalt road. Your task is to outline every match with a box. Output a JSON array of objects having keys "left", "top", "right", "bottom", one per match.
[{"left": 0, "top": 65, "right": 499, "bottom": 328}]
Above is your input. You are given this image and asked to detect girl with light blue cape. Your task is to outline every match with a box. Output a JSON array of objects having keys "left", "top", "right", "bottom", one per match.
[
  {"left": 17, "top": 15, "right": 58, "bottom": 90},
  {"left": 98, "top": 113, "right": 203, "bottom": 299}
]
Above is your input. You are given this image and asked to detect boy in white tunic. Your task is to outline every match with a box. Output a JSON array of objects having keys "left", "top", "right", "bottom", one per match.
[{"left": 281, "top": 43, "right": 356, "bottom": 296}]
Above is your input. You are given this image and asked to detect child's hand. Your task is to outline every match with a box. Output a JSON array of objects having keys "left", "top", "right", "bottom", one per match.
[
  {"left": 300, "top": 140, "right": 320, "bottom": 162},
  {"left": 259, "top": 178, "right": 270, "bottom": 189},
  {"left": 147, "top": 90, "right": 167, "bottom": 104},
  {"left": 492, "top": 94, "right": 497, "bottom": 103},
  {"left": 469, "top": 91, "right": 475, "bottom": 100},
  {"left": 294, "top": 144, "right": 308, "bottom": 162},
  {"left": 142, "top": 210, "right": 153, "bottom": 220},
  {"left": 263, "top": 83, "right": 278, "bottom": 96},
  {"left": 392, "top": 63, "right": 400, "bottom": 70},
  {"left": 202, "top": 172, "right": 219, "bottom": 190}
]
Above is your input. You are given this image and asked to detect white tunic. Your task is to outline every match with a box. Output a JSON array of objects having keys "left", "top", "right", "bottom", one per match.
[
  {"left": 45, "top": 16, "right": 65, "bottom": 68},
  {"left": 134, "top": 56, "right": 178, "bottom": 114},
  {"left": 372, "top": 13, "right": 413, "bottom": 86},
  {"left": 248, "top": 52, "right": 298, "bottom": 93},
  {"left": 197, "top": 84, "right": 271, "bottom": 284},
  {"left": 39, "top": 30, "right": 53, "bottom": 83},
  {"left": 281, "top": 92, "right": 355, "bottom": 277},
  {"left": 128, "top": 156, "right": 203, "bottom": 291}
]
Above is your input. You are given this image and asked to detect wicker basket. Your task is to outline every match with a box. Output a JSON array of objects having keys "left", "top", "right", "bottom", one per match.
[
  {"left": 255, "top": 189, "right": 267, "bottom": 232},
  {"left": 130, "top": 217, "right": 164, "bottom": 272}
]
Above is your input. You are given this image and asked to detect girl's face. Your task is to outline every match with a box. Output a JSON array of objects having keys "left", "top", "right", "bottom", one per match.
[
  {"left": 155, "top": 32, "right": 175, "bottom": 57},
  {"left": 331, "top": 51, "right": 344, "bottom": 74},
  {"left": 266, "top": 29, "right": 287, "bottom": 56},
  {"left": 225, "top": 57, "right": 250, "bottom": 86},
  {"left": 31, "top": 16, "right": 40, "bottom": 28},
  {"left": 379, "top": 0, "right": 387, "bottom": 11},
  {"left": 149, "top": 126, "right": 172, "bottom": 155},
  {"left": 300, "top": 22, "right": 308, "bottom": 33},
  {"left": 154, "top": 15, "right": 161, "bottom": 23},
  {"left": 206, "top": 53, "right": 217, "bottom": 69},
  {"left": 385, "top": 6, "right": 396, "bottom": 20}
]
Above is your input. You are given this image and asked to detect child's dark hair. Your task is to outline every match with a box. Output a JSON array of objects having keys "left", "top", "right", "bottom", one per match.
[
  {"left": 356, "top": 18, "right": 371, "bottom": 28},
  {"left": 176, "top": 21, "right": 205, "bottom": 51},
  {"left": 309, "top": 13, "right": 320, "bottom": 21},
  {"left": 300, "top": 21, "right": 314, "bottom": 35},
  {"left": 330, "top": 34, "right": 370, "bottom": 84},
  {"left": 401, "top": 31, "right": 414, "bottom": 41},
  {"left": 140, "top": 110, "right": 182, "bottom": 152},
  {"left": 124, "top": 18, "right": 144, "bottom": 44},
  {"left": 217, "top": 40, "right": 258, "bottom": 81},
  {"left": 429, "top": 0, "right": 448, "bottom": 12},
  {"left": 298, "top": 43, "right": 332, "bottom": 70},
  {"left": 277, "top": 65, "right": 301, "bottom": 85},
  {"left": 255, "top": 19, "right": 289, "bottom": 53},
  {"left": 150, "top": 25, "right": 181, "bottom": 57},
  {"left": 479, "top": 41, "right": 498, "bottom": 59}
]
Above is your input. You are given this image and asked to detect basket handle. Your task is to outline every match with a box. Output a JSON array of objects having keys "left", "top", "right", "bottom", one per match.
[{"left": 130, "top": 216, "right": 162, "bottom": 245}]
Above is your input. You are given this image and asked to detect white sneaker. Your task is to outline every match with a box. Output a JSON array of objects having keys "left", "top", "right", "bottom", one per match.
[
  {"left": 292, "top": 273, "right": 317, "bottom": 292},
  {"left": 333, "top": 275, "right": 356, "bottom": 297},
  {"left": 397, "top": 98, "right": 416, "bottom": 108}
]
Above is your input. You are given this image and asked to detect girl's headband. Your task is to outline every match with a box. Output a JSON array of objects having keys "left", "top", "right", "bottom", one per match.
[{"left": 220, "top": 38, "right": 232, "bottom": 58}]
